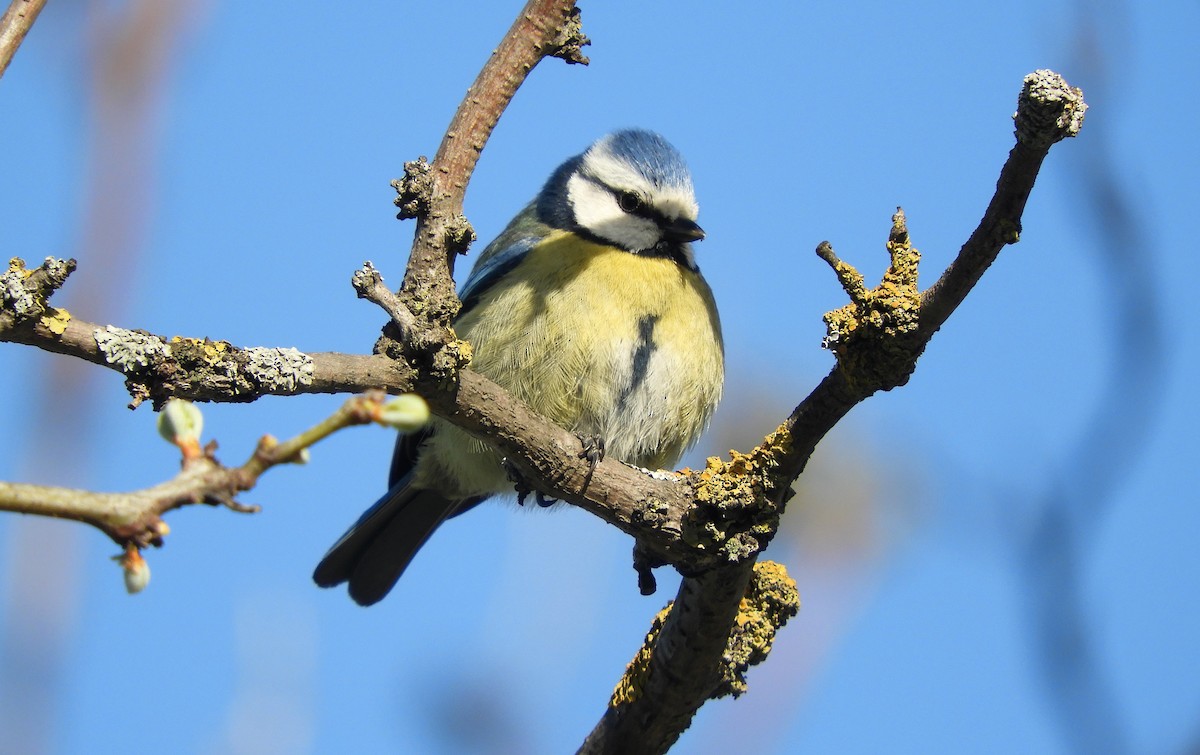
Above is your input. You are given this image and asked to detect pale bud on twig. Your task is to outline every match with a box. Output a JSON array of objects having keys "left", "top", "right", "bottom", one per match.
[
  {"left": 157, "top": 399, "right": 204, "bottom": 459},
  {"left": 377, "top": 394, "right": 431, "bottom": 431},
  {"left": 116, "top": 547, "right": 151, "bottom": 594}
]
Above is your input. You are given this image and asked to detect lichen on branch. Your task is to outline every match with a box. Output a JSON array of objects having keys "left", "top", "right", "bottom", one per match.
[
  {"left": 1014, "top": 69, "right": 1087, "bottom": 150},
  {"left": 714, "top": 560, "right": 801, "bottom": 698},
  {"left": 818, "top": 208, "right": 924, "bottom": 397},
  {"left": 605, "top": 561, "right": 799, "bottom": 709},
  {"left": 682, "top": 425, "right": 796, "bottom": 565}
]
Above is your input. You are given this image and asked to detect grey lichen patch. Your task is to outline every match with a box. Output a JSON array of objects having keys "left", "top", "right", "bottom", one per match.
[
  {"left": 92, "top": 330, "right": 315, "bottom": 405},
  {"left": 166, "top": 338, "right": 313, "bottom": 397},
  {"left": 719, "top": 531, "right": 761, "bottom": 562},
  {"left": 444, "top": 214, "right": 476, "bottom": 257},
  {"left": 631, "top": 495, "right": 670, "bottom": 529},
  {"left": 1, "top": 259, "right": 38, "bottom": 318},
  {"left": 242, "top": 346, "right": 314, "bottom": 392},
  {"left": 39, "top": 257, "right": 75, "bottom": 288},
  {"left": 1014, "top": 69, "right": 1087, "bottom": 150},
  {"left": 714, "top": 561, "right": 801, "bottom": 699},
  {"left": 94, "top": 326, "right": 170, "bottom": 372},
  {"left": 682, "top": 425, "right": 792, "bottom": 562},
  {"left": 352, "top": 262, "right": 384, "bottom": 298}
]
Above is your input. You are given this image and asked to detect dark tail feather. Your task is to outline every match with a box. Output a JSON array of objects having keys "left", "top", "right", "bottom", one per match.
[{"left": 312, "top": 478, "right": 463, "bottom": 606}]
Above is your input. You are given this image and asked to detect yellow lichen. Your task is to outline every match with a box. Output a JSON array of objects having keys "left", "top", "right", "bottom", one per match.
[
  {"left": 684, "top": 424, "right": 793, "bottom": 559},
  {"left": 717, "top": 560, "right": 801, "bottom": 698},
  {"left": 821, "top": 209, "right": 925, "bottom": 395},
  {"left": 40, "top": 307, "right": 71, "bottom": 335},
  {"left": 9, "top": 258, "right": 26, "bottom": 276},
  {"left": 609, "top": 603, "right": 672, "bottom": 707},
  {"left": 170, "top": 336, "right": 231, "bottom": 364}
]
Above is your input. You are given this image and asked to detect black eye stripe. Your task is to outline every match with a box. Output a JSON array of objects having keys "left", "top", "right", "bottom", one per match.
[
  {"left": 617, "top": 190, "right": 643, "bottom": 213},
  {"left": 579, "top": 174, "right": 674, "bottom": 227},
  {"left": 615, "top": 190, "right": 668, "bottom": 225}
]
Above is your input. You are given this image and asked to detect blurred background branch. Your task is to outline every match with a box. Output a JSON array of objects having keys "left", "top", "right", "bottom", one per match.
[
  {"left": 1016, "top": 2, "right": 1165, "bottom": 753},
  {"left": 0, "top": 0, "right": 47, "bottom": 78},
  {"left": 1, "top": 1, "right": 203, "bottom": 752}
]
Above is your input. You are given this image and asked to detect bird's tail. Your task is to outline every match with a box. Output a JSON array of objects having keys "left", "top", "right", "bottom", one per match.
[{"left": 312, "top": 477, "right": 468, "bottom": 606}]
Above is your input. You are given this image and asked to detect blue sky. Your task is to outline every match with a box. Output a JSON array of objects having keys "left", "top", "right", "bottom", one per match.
[{"left": 2, "top": 1, "right": 1198, "bottom": 753}]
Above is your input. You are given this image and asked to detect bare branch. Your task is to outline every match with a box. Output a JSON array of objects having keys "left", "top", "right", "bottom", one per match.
[
  {"left": 0, "top": 393, "right": 394, "bottom": 551},
  {"left": 775, "top": 70, "right": 1087, "bottom": 488},
  {"left": 0, "top": 0, "right": 46, "bottom": 79},
  {"left": 0, "top": 256, "right": 715, "bottom": 567},
  {"left": 919, "top": 69, "right": 1087, "bottom": 337},
  {"left": 0, "top": 3, "right": 1088, "bottom": 742},
  {"left": 398, "top": 0, "right": 588, "bottom": 329}
]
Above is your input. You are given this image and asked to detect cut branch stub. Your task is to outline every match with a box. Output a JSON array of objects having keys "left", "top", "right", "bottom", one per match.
[
  {"left": 548, "top": 6, "right": 591, "bottom": 63},
  {"left": 391, "top": 156, "right": 433, "bottom": 220},
  {"left": 0, "top": 256, "right": 76, "bottom": 331}
]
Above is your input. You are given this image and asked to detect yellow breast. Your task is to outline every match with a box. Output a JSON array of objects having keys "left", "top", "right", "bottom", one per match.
[{"left": 455, "top": 231, "right": 724, "bottom": 469}]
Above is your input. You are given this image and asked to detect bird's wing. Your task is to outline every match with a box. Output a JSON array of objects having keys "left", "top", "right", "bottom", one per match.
[
  {"left": 457, "top": 235, "right": 540, "bottom": 310},
  {"left": 457, "top": 200, "right": 553, "bottom": 310}
]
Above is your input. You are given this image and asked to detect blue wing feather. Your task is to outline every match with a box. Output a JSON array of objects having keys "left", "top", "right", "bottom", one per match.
[
  {"left": 457, "top": 199, "right": 557, "bottom": 310},
  {"left": 458, "top": 235, "right": 540, "bottom": 310}
]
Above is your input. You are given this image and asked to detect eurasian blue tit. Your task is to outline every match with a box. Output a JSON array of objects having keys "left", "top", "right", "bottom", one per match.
[{"left": 314, "top": 129, "right": 724, "bottom": 606}]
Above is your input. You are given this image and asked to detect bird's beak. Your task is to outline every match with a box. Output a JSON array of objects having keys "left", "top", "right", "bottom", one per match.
[{"left": 663, "top": 217, "right": 705, "bottom": 243}]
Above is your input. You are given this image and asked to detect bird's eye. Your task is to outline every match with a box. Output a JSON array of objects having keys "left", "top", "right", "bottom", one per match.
[{"left": 617, "top": 191, "right": 643, "bottom": 213}]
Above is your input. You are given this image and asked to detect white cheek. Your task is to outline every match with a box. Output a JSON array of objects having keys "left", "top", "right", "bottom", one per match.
[{"left": 567, "top": 175, "right": 661, "bottom": 251}]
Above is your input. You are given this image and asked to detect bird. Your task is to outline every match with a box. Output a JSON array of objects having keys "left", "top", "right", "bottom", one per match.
[{"left": 313, "top": 129, "right": 724, "bottom": 606}]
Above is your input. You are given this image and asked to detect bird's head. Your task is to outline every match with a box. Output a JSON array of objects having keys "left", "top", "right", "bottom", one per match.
[{"left": 538, "top": 129, "right": 704, "bottom": 263}]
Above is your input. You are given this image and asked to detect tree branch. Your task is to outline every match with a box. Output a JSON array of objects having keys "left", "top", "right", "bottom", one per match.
[
  {"left": 396, "top": 0, "right": 588, "bottom": 330},
  {"left": 0, "top": 257, "right": 710, "bottom": 567},
  {"left": 581, "top": 562, "right": 800, "bottom": 753},
  {"left": 578, "top": 70, "right": 1086, "bottom": 754},
  {"left": 778, "top": 70, "right": 1087, "bottom": 486},
  {"left": 0, "top": 393, "right": 405, "bottom": 588},
  {"left": 919, "top": 70, "right": 1087, "bottom": 337}
]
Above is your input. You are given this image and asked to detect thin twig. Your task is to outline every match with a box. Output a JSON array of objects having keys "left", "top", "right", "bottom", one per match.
[
  {"left": 919, "top": 70, "right": 1086, "bottom": 337},
  {"left": 0, "top": 394, "right": 391, "bottom": 549}
]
